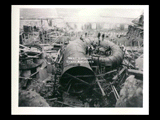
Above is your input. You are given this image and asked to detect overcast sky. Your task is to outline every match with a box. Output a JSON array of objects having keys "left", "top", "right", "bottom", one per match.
[
  {"left": 20, "top": 6, "right": 144, "bottom": 19},
  {"left": 56, "top": 8, "right": 143, "bottom": 18}
]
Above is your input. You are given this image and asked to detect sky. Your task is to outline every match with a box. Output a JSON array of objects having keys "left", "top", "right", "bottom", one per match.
[
  {"left": 56, "top": 8, "right": 143, "bottom": 18},
  {"left": 20, "top": 6, "right": 144, "bottom": 18},
  {"left": 20, "top": 6, "right": 144, "bottom": 23}
]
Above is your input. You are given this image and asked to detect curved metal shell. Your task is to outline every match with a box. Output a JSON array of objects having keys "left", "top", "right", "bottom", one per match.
[
  {"left": 92, "top": 40, "right": 124, "bottom": 68},
  {"left": 60, "top": 38, "right": 124, "bottom": 93},
  {"left": 59, "top": 39, "right": 96, "bottom": 93}
]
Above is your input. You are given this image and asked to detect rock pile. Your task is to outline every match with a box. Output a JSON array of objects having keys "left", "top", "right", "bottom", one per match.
[
  {"left": 115, "top": 75, "right": 143, "bottom": 107},
  {"left": 19, "top": 90, "right": 50, "bottom": 107}
]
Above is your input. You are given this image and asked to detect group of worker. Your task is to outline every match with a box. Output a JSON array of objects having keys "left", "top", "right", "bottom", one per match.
[
  {"left": 120, "top": 44, "right": 131, "bottom": 57},
  {"left": 86, "top": 41, "right": 99, "bottom": 56},
  {"left": 97, "top": 32, "right": 105, "bottom": 41},
  {"left": 86, "top": 46, "right": 93, "bottom": 56},
  {"left": 80, "top": 32, "right": 109, "bottom": 56},
  {"left": 80, "top": 31, "right": 130, "bottom": 57}
]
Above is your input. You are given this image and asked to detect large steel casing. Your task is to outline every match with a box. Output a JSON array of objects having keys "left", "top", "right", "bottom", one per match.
[{"left": 60, "top": 39, "right": 96, "bottom": 93}]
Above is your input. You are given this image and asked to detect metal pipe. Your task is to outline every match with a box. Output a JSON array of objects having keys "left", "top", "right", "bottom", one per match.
[
  {"left": 59, "top": 39, "right": 96, "bottom": 93},
  {"left": 60, "top": 38, "right": 124, "bottom": 94}
]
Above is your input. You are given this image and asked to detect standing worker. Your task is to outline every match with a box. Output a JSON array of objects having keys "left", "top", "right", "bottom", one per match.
[
  {"left": 97, "top": 32, "right": 101, "bottom": 40},
  {"left": 85, "top": 32, "right": 87, "bottom": 37},
  {"left": 98, "top": 39, "right": 101, "bottom": 46},
  {"left": 39, "top": 31, "right": 43, "bottom": 43},
  {"left": 98, "top": 32, "right": 101, "bottom": 45},
  {"left": 102, "top": 33, "right": 105, "bottom": 41},
  {"left": 19, "top": 33, "right": 23, "bottom": 44},
  {"left": 89, "top": 46, "right": 92, "bottom": 56},
  {"left": 86, "top": 46, "right": 89, "bottom": 55}
]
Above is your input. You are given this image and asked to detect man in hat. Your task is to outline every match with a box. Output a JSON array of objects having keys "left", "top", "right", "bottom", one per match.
[
  {"left": 97, "top": 32, "right": 101, "bottom": 40},
  {"left": 102, "top": 33, "right": 105, "bottom": 41}
]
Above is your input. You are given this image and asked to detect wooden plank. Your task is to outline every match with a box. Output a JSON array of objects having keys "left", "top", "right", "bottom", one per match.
[
  {"left": 54, "top": 49, "right": 61, "bottom": 62},
  {"left": 19, "top": 77, "right": 32, "bottom": 79},
  {"left": 96, "top": 69, "right": 117, "bottom": 77},
  {"left": 46, "top": 98, "right": 57, "bottom": 101},
  {"left": 111, "top": 85, "right": 118, "bottom": 100},
  {"left": 96, "top": 78, "right": 106, "bottom": 96},
  {"left": 19, "top": 48, "right": 42, "bottom": 54},
  {"left": 24, "top": 56, "right": 39, "bottom": 59},
  {"left": 123, "top": 59, "right": 135, "bottom": 68},
  {"left": 128, "top": 69, "right": 143, "bottom": 80},
  {"left": 112, "top": 85, "right": 120, "bottom": 99},
  {"left": 112, "top": 67, "right": 126, "bottom": 81},
  {"left": 96, "top": 79, "right": 106, "bottom": 82},
  {"left": 58, "top": 55, "right": 63, "bottom": 63},
  {"left": 19, "top": 44, "right": 30, "bottom": 49},
  {"left": 128, "top": 69, "right": 143, "bottom": 74}
]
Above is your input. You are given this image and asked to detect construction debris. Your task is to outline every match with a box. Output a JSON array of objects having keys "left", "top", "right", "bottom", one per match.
[
  {"left": 18, "top": 9, "right": 144, "bottom": 108},
  {"left": 115, "top": 75, "right": 143, "bottom": 107},
  {"left": 19, "top": 90, "right": 50, "bottom": 107}
]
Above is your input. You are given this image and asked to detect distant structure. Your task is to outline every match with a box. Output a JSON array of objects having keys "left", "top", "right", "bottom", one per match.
[{"left": 126, "top": 13, "right": 144, "bottom": 46}]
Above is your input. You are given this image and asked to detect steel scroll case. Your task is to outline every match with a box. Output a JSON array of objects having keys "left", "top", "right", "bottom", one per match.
[
  {"left": 59, "top": 38, "right": 125, "bottom": 103},
  {"left": 91, "top": 39, "right": 124, "bottom": 69},
  {"left": 59, "top": 39, "right": 96, "bottom": 95}
]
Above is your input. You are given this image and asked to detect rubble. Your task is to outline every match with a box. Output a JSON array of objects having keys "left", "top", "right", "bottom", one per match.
[
  {"left": 135, "top": 54, "right": 143, "bottom": 71},
  {"left": 115, "top": 75, "right": 143, "bottom": 107},
  {"left": 126, "top": 13, "right": 143, "bottom": 47},
  {"left": 19, "top": 89, "right": 50, "bottom": 107}
]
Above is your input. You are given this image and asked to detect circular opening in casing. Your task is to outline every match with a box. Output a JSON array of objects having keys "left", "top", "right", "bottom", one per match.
[{"left": 60, "top": 66, "right": 96, "bottom": 94}]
